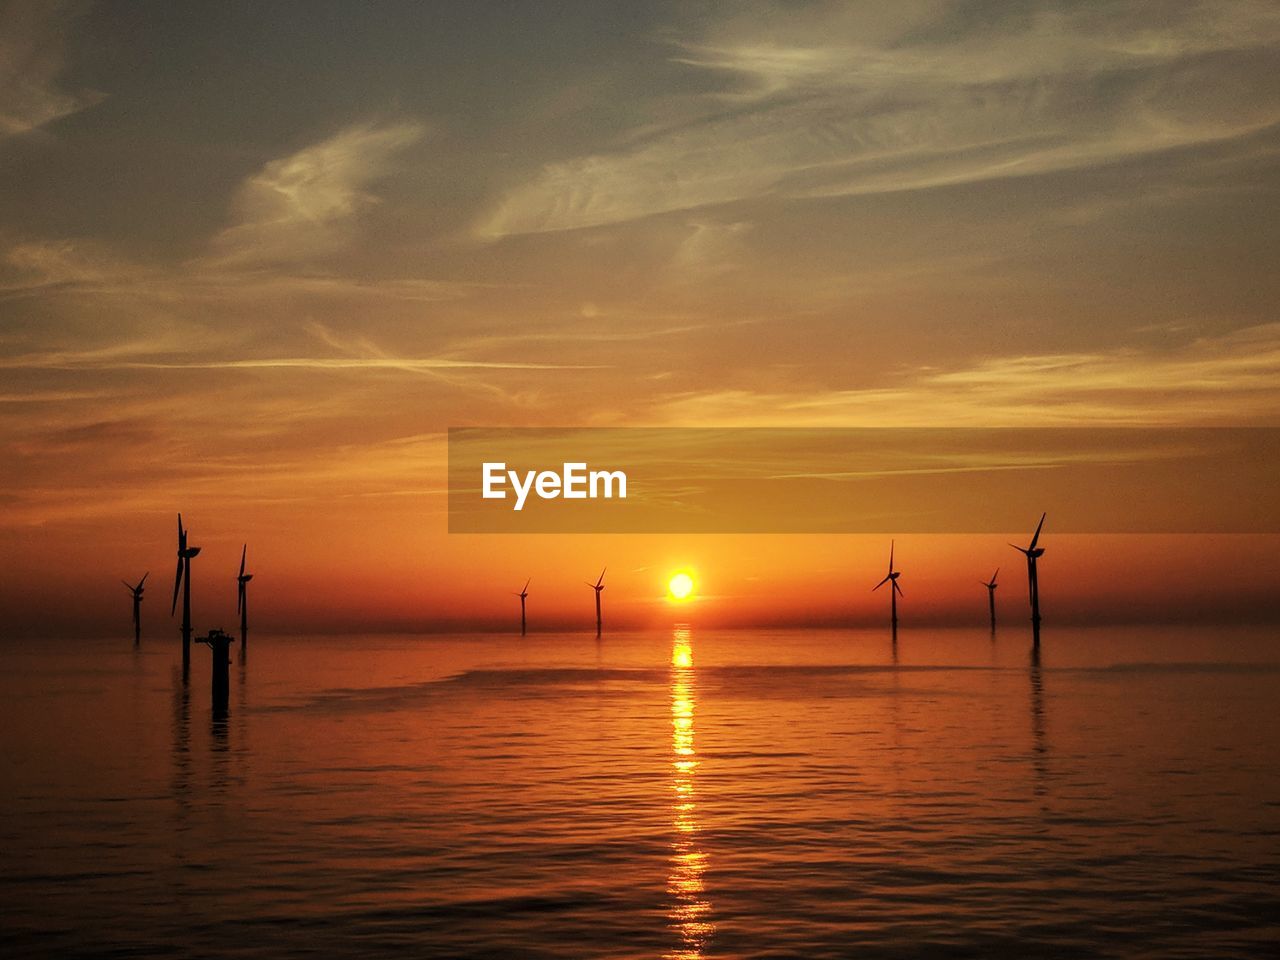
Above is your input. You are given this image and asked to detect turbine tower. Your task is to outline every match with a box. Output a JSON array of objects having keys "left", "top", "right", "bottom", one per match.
[
  {"left": 1010, "top": 512, "right": 1047, "bottom": 645},
  {"left": 197, "top": 628, "right": 235, "bottom": 719},
  {"left": 587, "top": 567, "right": 606, "bottom": 636},
  {"left": 122, "top": 572, "right": 148, "bottom": 646},
  {"left": 170, "top": 513, "right": 201, "bottom": 677},
  {"left": 872, "top": 540, "right": 903, "bottom": 629},
  {"left": 514, "top": 578, "right": 529, "bottom": 635},
  {"left": 236, "top": 544, "right": 253, "bottom": 656},
  {"left": 983, "top": 568, "right": 999, "bottom": 632}
]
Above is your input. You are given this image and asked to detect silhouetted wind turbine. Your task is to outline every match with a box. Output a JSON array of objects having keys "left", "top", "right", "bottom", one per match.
[
  {"left": 514, "top": 578, "right": 530, "bottom": 635},
  {"left": 170, "top": 513, "right": 200, "bottom": 677},
  {"left": 872, "top": 540, "right": 903, "bottom": 630},
  {"left": 983, "top": 568, "right": 999, "bottom": 632},
  {"left": 1010, "top": 512, "right": 1046, "bottom": 645},
  {"left": 236, "top": 544, "right": 253, "bottom": 656},
  {"left": 587, "top": 567, "right": 606, "bottom": 636},
  {"left": 123, "top": 572, "right": 148, "bottom": 645}
]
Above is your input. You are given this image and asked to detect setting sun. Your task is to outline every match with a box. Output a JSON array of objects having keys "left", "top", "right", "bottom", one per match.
[{"left": 667, "top": 571, "right": 695, "bottom": 601}]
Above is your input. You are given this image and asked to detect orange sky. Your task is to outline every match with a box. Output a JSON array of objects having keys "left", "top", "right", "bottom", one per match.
[{"left": 1, "top": 2, "right": 1278, "bottom": 637}]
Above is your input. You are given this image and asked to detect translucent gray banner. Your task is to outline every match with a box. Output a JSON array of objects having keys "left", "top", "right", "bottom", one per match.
[{"left": 447, "top": 427, "right": 1278, "bottom": 534}]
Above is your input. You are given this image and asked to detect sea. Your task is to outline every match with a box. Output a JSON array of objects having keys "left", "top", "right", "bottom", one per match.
[{"left": 2, "top": 625, "right": 1278, "bottom": 958}]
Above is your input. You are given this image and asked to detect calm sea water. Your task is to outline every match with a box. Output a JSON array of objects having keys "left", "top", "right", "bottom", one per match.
[{"left": 2, "top": 625, "right": 1278, "bottom": 958}]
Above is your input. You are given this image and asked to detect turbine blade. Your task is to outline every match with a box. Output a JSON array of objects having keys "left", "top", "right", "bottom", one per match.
[
  {"left": 140, "top": 571, "right": 149, "bottom": 588},
  {"left": 894, "top": 581, "right": 904, "bottom": 597},
  {"left": 1029, "top": 512, "right": 1046, "bottom": 550},
  {"left": 122, "top": 580, "right": 134, "bottom": 591},
  {"left": 872, "top": 575, "right": 890, "bottom": 591},
  {"left": 1009, "top": 543, "right": 1030, "bottom": 555},
  {"left": 596, "top": 567, "right": 606, "bottom": 587},
  {"left": 239, "top": 544, "right": 246, "bottom": 578},
  {"left": 171, "top": 558, "right": 183, "bottom": 615},
  {"left": 889, "top": 539, "right": 894, "bottom": 572},
  {"left": 523, "top": 578, "right": 531, "bottom": 593}
]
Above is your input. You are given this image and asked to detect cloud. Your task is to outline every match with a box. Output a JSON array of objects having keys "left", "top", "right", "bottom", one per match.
[
  {"left": 0, "top": 355, "right": 603, "bottom": 372},
  {"left": 0, "top": 342, "right": 602, "bottom": 374},
  {"left": 641, "top": 323, "right": 1280, "bottom": 427},
  {"left": 0, "top": 388, "right": 107, "bottom": 402},
  {"left": 207, "top": 120, "right": 426, "bottom": 265},
  {"left": 480, "top": 0, "right": 1280, "bottom": 236},
  {"left": 0, "top": 0, "right": 102, "bottom": 137},
  {"left": 0, "top": 121, "right": 554, "bottom": 392},
  {"left": 0, "top": 238, "right": 142, "bottom": 293},
  {"left": 0, "top": 408, "right": 453, "bottom": 525},
  {"left": 0, "top": 238, "right": 477, "bottom": 307}
]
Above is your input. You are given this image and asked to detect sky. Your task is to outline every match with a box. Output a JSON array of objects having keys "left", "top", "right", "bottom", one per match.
[{"left": 1, "top": 0, "right": 1278, "bottom": 636}]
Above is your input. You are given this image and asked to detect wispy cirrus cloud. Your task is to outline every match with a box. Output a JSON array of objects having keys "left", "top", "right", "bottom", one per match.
[
  {"left": 3, "top": 119, "right": 436, "bottom": 292},
  {"left": 0, "top": 353, "right": 604, "bottom": 373},
  {"left": 0, "top": 0, "right": 102, "bottom": 137},
  {"left": 0, "top": 237, "right": 145, "bottom": 295},
  {"left": 640, "top": 324, "right": 1280, "bottom": 427},
  {"left": 0, "top": 313, "right": 603, "bottom": 375},
  {"left": 0, "top": 238, "right": 476, "bottom": 307},
  {"left": 207, "top": 119, "right": 427, "bottom": 266},
  {"left": 480, "top": 0, "right": 1280, "bottom": 237},
  {"left": 0, "top": 119, "right": 553, "bottom": 389}
]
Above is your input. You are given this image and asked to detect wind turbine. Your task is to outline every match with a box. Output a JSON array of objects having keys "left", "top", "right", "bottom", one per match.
[
  {"left": 122, "top": 572, "right": 148, "bottom": 645},
  {"left": 1010, "top": 512, "right": 1046, "bottom": 643},
  {"left": 872, "top": 540, "right": 903, "bottom": 629},
  {"left": 514, "top": 578, "right": 530, "bottom": 635},
  {"left": 587, "top": 567, "right": 605, "bottom": 636},
  {"left": 236, "top": 544, "right": 253, "bottom": 655},
  {"left": 982, "top": 568, "right": 999, "bottom": 632},
  {"left": 170, "top": 513, "right": 200, "bottom": 677}
]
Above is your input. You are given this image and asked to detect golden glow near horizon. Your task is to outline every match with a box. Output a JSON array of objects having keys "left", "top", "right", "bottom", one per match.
[{"left": 667, "top": 571, "right": 696, "bottom": 602}]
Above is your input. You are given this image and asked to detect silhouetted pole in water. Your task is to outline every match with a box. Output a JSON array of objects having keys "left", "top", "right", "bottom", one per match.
[
  {"left": 514, "top": 578, "right": 529, "bottom": 635},
  {"left": 196, "top": 628, "right": 234, "bottom": 718},
  {"left": 123, "top": 572, "right": 148, "bottom": 645},
  {"left": 983, "top": 568, "right": 999, "bottom": 633},
  {"left": 1010, "top": 513, "right": 1046, "bottom": 649},
  {"left": 872, "top": 540, "right": 903, "bottom": 629},
  {"left": 171, "top": 514, "right": 201, "bottom": 679},
  {"left": 587, "top": 568, "right": 606, "bottom": 636},
  {"left": 236, "top": 544, "right": 253, "bottom": 657}
]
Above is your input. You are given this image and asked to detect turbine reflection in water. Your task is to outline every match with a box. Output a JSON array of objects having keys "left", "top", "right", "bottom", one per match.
[
  {"left": 667, "top": 626, "right": 715, "bottom": 959},
  {"left": 1029, "top": 645, "right": 1049, "bottom": 798}
]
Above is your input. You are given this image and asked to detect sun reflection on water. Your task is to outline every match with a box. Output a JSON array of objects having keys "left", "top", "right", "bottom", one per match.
[{"left": 666, "top": 625, "right": 715, "bottom": 959}]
